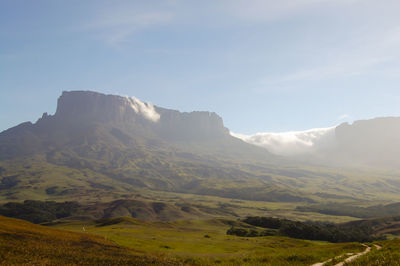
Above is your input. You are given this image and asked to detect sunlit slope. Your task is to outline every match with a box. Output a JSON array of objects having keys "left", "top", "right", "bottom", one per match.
[{"left": 0, "top": 215, "right": 179, "bottom": 265}]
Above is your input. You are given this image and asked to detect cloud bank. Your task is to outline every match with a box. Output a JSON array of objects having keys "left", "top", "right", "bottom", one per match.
[
  {"left": 232, "top": 127, "right": 336, "bottom": 156},
  {"left": 125, "top": 96, "right": 160, "bottom": 122}
]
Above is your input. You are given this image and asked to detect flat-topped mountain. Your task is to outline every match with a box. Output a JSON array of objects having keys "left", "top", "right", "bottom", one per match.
[
  {"left": 54, "top": 91, "right": 229, "bottom": 140},
  {"left": 0, "top": 91, "right": 248, "bottom": 161}
]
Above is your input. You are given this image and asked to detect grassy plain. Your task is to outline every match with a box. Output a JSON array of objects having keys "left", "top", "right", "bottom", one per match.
[{"left": 53, "top": 217, "right": 365, "bottom": 265}]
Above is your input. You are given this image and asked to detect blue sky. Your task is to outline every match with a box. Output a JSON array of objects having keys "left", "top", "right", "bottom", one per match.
[{"left": 1, "top": 0, "right": 400, "bottom": 134}]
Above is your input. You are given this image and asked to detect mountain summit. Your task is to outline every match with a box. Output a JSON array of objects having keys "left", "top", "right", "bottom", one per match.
[
  {"left": 0, "top": 91, "right": 237, "bottom": 160},
  {"left": 53, "top": 91, "right": 229, "bottom": 140}
]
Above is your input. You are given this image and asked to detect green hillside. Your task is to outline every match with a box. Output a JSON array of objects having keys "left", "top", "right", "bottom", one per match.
[{"left": 0, "top": 215, "right": 179, "bottom": 265}]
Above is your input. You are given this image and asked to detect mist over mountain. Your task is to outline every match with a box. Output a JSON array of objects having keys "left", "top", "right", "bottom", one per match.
[
  {"left": 231, "top": 127, "right": 336, "bottom": 156},
  {"left": 332, "top": 117, "right": 400, "bottom": 168},
  {"left": 234, "top": 117, "right": 400, "bottom": 169}
]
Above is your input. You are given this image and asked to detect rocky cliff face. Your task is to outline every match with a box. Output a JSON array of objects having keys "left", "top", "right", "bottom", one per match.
[
  {"left": 156, "top": 108, "right": 228, "bottom": 141},
  {"left": 54, "top": 91, "right": 157, "bottom": 124},
  {"left": 52, "top": 90, "right": 229, "bottom": 141}
]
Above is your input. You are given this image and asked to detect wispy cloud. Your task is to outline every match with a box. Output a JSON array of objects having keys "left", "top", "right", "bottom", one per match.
[
  {"left": 125, "top": 96, "right": 160, "bottom": 122},
  {"left": 80, "top": 0, "right": 360, "bottom": 47},
  {"left": 81, "top": 5, "right": 174, "bottom": 47},
  {"left": 254, "top": 25, "right": 400, "bottom": 89}
]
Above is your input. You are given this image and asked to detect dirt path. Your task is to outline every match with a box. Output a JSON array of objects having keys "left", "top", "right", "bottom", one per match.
[{"left": 311, "top": 244, "right": 382, "bottom": 266}]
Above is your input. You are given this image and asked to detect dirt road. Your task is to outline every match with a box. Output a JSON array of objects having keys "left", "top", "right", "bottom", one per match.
[{"left": 311, "top": 244, "right": 381, "bottom": 266}]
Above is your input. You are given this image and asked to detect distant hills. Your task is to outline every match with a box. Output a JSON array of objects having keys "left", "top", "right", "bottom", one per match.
[{"left": 1, "top": 90, "right": 400, "bottom": 205}]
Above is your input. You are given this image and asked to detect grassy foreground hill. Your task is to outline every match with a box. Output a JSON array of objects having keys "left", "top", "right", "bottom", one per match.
[
  {"left": 4, "top": 213, "right": 400, "bottom": 265},
  {"left": 0, "top": 215, "right": 178, "bottom": 265},
  {"left": 0, "top": 214, "right": 368, "bottom": 265}
]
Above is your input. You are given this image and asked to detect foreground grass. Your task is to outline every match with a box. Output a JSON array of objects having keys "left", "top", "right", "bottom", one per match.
[
  {"left": 54, "top": 217, "right": 365, "bottom": 265},
  {"left": 0, "top": 215, "right": 180, "bottom": 265}
]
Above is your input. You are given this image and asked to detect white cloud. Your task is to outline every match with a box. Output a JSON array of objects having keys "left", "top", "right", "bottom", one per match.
[
  {"left": 125, "top": 96, "right": 160, "bottom": 122},
  {"left": 231, "top": 127, "right": 336, "bottom": 156}
]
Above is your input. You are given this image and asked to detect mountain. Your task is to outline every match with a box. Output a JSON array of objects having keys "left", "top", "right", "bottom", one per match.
[
  {"left": 235, "top": 117, "right": 400, "bottom": 169},
  {"left": 331, "top": 118, "right": 400, "bottom": 168},
  {"left": 1, "top": 91, "right": 400, "bottom": 206},
  {"left": 0, "top": 91, "right": 231, "bottom": 159},
  {"left": 296, "top": 117, "right": 400, "bottom": 169}
]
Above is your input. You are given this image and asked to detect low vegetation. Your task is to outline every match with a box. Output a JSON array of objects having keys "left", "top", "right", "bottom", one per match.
[
  {"left": 0, "top": 200, "right": 81, "bottom": 223},
  {"left": 296, "top": 202, "right": 400, "bottom": 218},
  {"left": 227, "top": 216, "right": 381, "bottom": 243}
]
